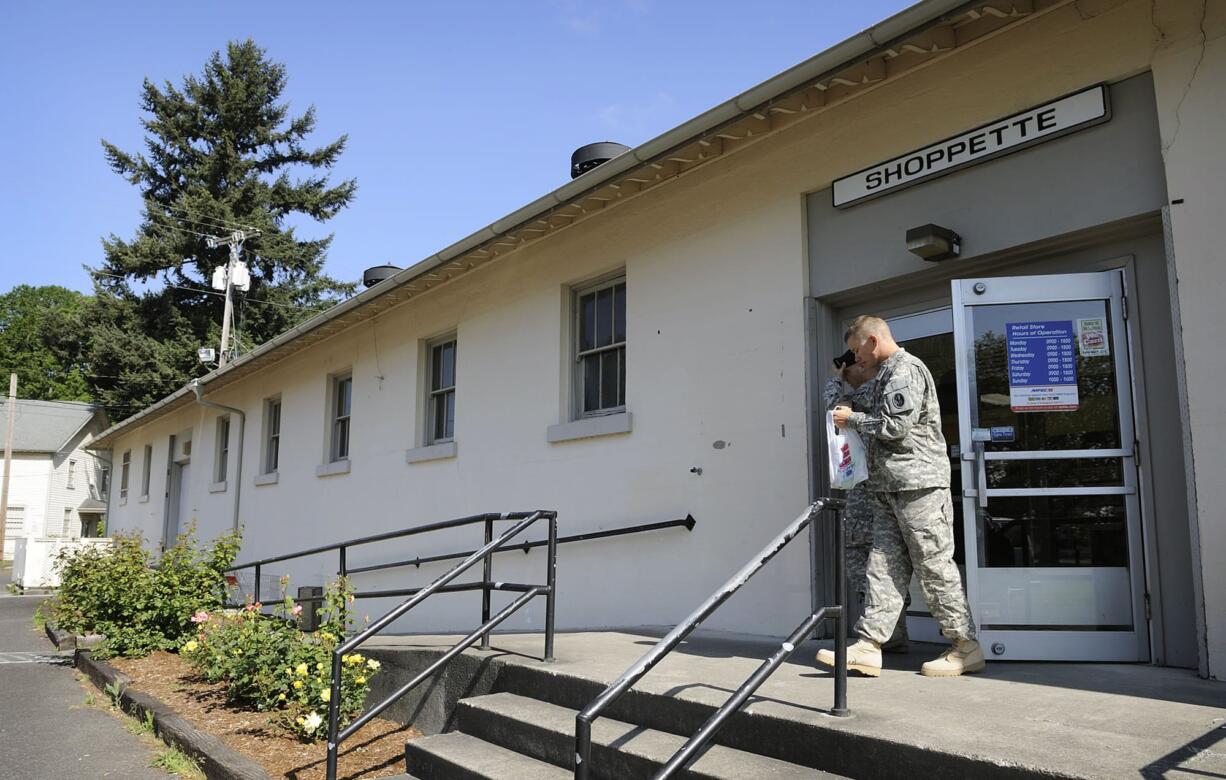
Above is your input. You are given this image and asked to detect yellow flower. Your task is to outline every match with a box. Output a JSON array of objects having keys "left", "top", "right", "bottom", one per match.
[
  {"left": 320, "top": 688, "right": 331, "bottom": 703},
  {"left": 183, "top": 640, "right": 197, "bottom": 652},
  {"left": 295, "top": 663, "right": 308, "bottom": 676},
  {"left": 296, "top": 716, "right": 305, "bottom": 725},
  {"left": 366, "top": 659, "right": 380, "bottom": 671},
  {"left": 284, "top": 667, "right": 293, "bottom": 676},
  {"left": 355, "top": 676, "right": 366, "bottom": 685},
  {"left": 316, "top": 662, "right": 325, "bottom": 671},
  {"left": 293, "top": 680, "right": 304, "bottom": 689},
  {"left": 277, "top": 693, "right": 286, "bottom": 701},
  {"left": 232, "top": 648, "right": 242, "bottom": 656}
]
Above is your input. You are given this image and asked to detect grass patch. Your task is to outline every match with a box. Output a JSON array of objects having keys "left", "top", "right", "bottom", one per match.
[
  {"left": 125, "top": 710, "right": 156, "bottom": 736},
  {"left": 150, "top": 746, "right": 203, "bottom": 779},
  {"left": 32, "top": 601, "right": 49, "bottom": 630}
]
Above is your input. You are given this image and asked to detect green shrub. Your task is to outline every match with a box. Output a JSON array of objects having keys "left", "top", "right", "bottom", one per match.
[
  {"left": 51, "top": 525, "right": 240, "bottom": 659},
  {"left": 182, "top": 578, "right": 377, "bottom": 742}
]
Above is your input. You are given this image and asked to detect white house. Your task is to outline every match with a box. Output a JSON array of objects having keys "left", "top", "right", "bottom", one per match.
[
  {"left": 1, "top": 399, "right": 109, "bottom": 559},
  {"left": 94, "top": 0, "right": 1225, "bottom": 679}
]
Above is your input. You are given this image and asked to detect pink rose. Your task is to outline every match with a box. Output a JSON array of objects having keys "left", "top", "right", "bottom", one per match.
[
  {"left": 291, "top": 604, "right": 303, "bottom": 617},
  {"left": 191, "top": 611, "right": 210, "bottom": 624},
  {"left": 245, "top": 602, "right": 262, "bottom": 612}
]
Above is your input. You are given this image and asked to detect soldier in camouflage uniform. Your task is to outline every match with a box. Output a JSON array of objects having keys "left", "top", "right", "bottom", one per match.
[
  {"left": 818, "top": 315, "right": 984, "bottom": 678},
  {"left": 822, "top": 367, "right": 908, "bottom": 651}
]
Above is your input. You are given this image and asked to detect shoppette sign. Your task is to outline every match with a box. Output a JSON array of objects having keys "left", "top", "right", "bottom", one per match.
[{"left": 833, "top": 85, "right": 1110, "bottom": 207}]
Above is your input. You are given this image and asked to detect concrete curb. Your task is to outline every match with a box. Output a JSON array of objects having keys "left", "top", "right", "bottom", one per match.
[
  {"left": 75, "top": 650, "right": 270, "bottom": 780},
  {"left": 44, "top": 621, "right": 105, "bottom": 652}
]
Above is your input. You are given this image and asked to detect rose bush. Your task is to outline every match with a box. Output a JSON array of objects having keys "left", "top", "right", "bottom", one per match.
[
  {"left": 51, "top": 525, "right": 240, "bottom": 658},
  {"left": 182, "top": 578, "right": 377, "bottom": 741}
]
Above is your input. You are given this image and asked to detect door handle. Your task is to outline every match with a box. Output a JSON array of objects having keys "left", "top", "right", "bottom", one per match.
[{"left": 974, "top": 441, "right": 988, "bottom": 509}]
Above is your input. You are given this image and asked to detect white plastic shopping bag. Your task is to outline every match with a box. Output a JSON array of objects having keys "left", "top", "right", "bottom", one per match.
[{"left": 826, "top": 411, "right": 869, "bottom": 490}]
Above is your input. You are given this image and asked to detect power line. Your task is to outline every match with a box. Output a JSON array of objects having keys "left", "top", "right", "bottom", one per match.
[
  {"left": 155, "top": 203, "right": 258, "bottom": 233},
  {"left": 89, "top": 270, "right": 333, "bottom": 312}
]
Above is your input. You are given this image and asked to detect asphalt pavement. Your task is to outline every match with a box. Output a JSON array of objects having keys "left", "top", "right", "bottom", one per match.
[{"left": 0, "top": 592, "right": 172, "bottom": 779}]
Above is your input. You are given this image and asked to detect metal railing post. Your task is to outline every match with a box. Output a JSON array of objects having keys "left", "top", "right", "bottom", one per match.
[
  {"left": 253, "top": 562, "right": 262, "bottom": 605},
  {"left": 480, "top": 516, "right": 493, "bottom": 650},
  {"left": 832, "top": 505, "right": 849, "bottom": 717},
  {"left": 575, "top": 717, "right": 592, "bottom": 780},
  {"left": 545, "top": 513, "right": 557, "bottom": 662},
  {"left": 338, "top": 545, "right": 348, "bottom": 634},
  {"left": 325, "top": 648, "right": 343, "bottom": 780}
]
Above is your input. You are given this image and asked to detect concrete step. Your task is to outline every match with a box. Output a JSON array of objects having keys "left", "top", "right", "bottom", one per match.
[
  {"left": 456, "top": 691, "right": 841, "bottom": 779},
  {"left": 404, "top": 731, "right": 571, "bottom": 780}
]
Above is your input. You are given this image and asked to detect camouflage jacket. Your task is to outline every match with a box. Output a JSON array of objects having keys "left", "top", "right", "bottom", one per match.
[
  {"left": 822, "top": 375, "right": 877, "bottom": 413},
  {"left": 847, "top": 348, "right": 950, "bottom": 492}
]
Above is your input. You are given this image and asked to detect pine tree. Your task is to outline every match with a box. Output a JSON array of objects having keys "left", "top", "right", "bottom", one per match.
[{"left": 71, "top": 39, "right": 356, "bottom": 416}]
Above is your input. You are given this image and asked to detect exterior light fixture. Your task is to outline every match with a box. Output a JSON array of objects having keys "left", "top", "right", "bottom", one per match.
[{"left": 906, "top": 223, "right": 961, "bottom": 262}]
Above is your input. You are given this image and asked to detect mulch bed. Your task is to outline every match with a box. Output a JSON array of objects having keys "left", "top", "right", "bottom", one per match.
[{"left": 111, "top": 652, "right": 421, "bottom": 780}]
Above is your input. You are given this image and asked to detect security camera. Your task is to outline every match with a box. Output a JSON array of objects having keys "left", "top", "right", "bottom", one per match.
[{"left": 198, "top": 347, "right": 216, "bottom": 363}]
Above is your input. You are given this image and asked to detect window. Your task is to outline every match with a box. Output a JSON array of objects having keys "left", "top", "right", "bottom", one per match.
[
  {"left": 67, "top": 459, "right": 77, "bottom": 489},
  {"left": 4, "top": 506, "right": 24, "bottom": 536},
  {"left": 141, "top": 445, "right": 152, "bottom": 498},
  {"left": 119, "top": 450, "right": 131, "bottom": 499},
  {"left": 264, "top": 397, "right": 282, "bottom": 474},
  {"left": 330, "top": 374, "right": 352, "bottom": 462},
  {"left": 575, "top": 276, "right": 626, "bottom": 416},
  {"left": 214, "top": 416, "right": 230, "bottom": 483},
  {"left": 99, "top": 466, "right": 110, "bottom": 499},
  {"left": 427, "top": 338, "right": 457, "bottom": 444},
  {"left": 59, "top": 508, "right": 72, "bottom": 538}
]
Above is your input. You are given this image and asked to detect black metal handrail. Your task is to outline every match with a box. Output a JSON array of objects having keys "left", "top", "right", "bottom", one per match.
[
  {"left": 323, "top": 510, "right": 557, "bottom": 780},
  {"left": 573, "top": 499, "right": 848, "bottom": 780},
  {"left": 223, "top": 513, "right": 694, "bottom": 608},
  {"left": 345, "top": 515, "right": 696, "bottom": 575}
]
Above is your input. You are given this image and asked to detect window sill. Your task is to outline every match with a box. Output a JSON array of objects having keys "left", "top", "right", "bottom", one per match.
[
  {"left": 118, "top": 496, "right": 128, "bottom": 507},
  {"left": 406, "top": 441, "right": 458, "bottom": 465},
  {"left": 254, "top": 472, "right": 279, "bottom": 487},
  {"left": 547, "top": 412, "right": 632, "bottom": 443},
  {"left": 316, "top": 459, "right": 351, "bottom": 478},
  {"left": 209, "top": 481, "right": 228, "bottom": 494},
  {"left": 138, "top": 494, "right": 150, "bottom": 504}
]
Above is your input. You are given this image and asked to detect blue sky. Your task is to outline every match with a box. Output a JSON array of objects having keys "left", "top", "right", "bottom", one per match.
[{"left": 0, "top": 1, "right": 912, "bottom": 294}]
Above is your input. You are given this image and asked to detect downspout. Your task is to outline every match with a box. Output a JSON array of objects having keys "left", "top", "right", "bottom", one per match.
[{"left": 190, "top": 380, "right": 244, "bottom": 534}]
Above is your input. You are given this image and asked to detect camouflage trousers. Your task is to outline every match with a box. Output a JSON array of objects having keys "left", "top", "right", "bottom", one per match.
[
  {"left": 844, "top": 486, "right": 908, "bottom": 644},
  {"left": 855, "top": 487, "right": 976, "bottom": 644}
]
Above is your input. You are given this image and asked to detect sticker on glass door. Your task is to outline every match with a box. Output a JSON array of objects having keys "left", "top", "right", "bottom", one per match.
[{"left": 1005, "top": 320, "right": 1078, "bottom": 411}]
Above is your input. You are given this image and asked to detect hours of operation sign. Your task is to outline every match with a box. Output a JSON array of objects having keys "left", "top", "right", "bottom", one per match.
[{"left": 1006, "top": 321, "right": 1079, "bottom": 412}]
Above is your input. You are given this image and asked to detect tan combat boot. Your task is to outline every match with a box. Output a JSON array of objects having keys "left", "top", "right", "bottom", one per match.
[
  {"left": 816, "top": 639, "right": 882, "bottom": 677},
  {"left": 920, "top": 639, "right": 986, "bottom": 677}
]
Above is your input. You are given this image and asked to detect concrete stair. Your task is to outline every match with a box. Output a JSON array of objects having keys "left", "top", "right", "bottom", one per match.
[
  {"left": 402, "top": 682, "right": 842, "bottom": 779},
  {"left": 453, "top": 691, "right": 839, "bottom": 779}
]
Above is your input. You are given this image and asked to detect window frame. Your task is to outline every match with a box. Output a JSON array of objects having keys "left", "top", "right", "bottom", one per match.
[
  {"left": 67, "top": 459, "right": 76, "bottom": 489},
  {"left": 329, "top": 373, "right": 353, "bottom": 463},
  {"left": 263, "top": 396, "right": 282, "bottom": 475},
  {"left": 140, "top": 444, "right": 152, "bottom": 499},
  {"left": 119, "top": 450, "right": 131, "bottom": 499},
  {"left": 572, "top": 273, "right": 627, "bottom": 419},
  {"left": 214, "top": 416, "right": 230, "bottom": 484},
  {"left": 425, "top": 335, "right": 457, "bottom": 445}
]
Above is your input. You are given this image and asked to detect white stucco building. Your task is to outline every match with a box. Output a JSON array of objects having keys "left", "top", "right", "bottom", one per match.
[
  {"left": 1, "top": 399, "right": 108, "bottom": 559},
  {"left": 95, "top": 0, "right": 1225, "bottom": 679}
]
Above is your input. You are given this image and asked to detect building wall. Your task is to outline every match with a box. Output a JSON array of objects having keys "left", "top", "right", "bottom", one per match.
[
  {"left": 3, "top": 454, "right": 52, "bottom": 558},
  {"left": 105, "top": 136, "right": 816, "bottom": 637},
  {"left": 44, "top": 422, "right": 108, "bottom": 538},
  {"left": 1149, "top": 0, "right": 1226, "bottom": 680}
]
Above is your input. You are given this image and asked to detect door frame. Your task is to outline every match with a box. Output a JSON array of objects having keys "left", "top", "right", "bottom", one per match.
[{"left": 950, "top": 269, "right": 1149, "bottom": 661}]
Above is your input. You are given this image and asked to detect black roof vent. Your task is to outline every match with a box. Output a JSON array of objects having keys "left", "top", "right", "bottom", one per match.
[
  {"left": 571, "top": 141, "right": 630, "bottom": 179},
  {"left": 362, "top": 264, "right": 400, "bottom": 289}
]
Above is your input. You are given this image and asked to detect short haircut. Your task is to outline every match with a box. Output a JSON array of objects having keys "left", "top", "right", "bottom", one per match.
[{"left": 844, "top": 315, "right": 891, "bottom": 343}]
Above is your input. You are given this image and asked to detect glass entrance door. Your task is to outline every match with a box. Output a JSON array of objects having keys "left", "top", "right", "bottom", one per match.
[{"left": 952, "top": 271, "right": 1147, "bottom": 661}]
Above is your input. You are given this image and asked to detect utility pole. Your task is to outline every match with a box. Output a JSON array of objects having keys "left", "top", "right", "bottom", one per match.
[
  {"left": 0, "top": 373, "right": 17, "bottom": 560},
  {"left": 207, "top": 230, "right": 257, "bottom": 367}
]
